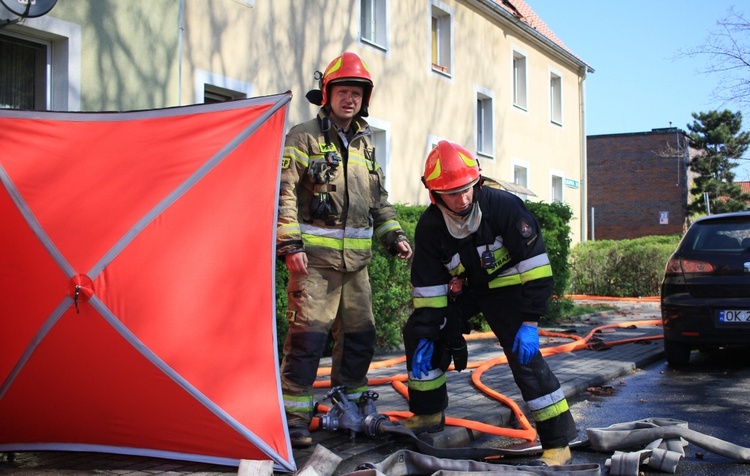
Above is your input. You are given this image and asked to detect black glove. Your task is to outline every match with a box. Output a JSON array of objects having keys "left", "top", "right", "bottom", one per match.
[{"left": 447, "top": 336, "right": 468, "bottom": 372}]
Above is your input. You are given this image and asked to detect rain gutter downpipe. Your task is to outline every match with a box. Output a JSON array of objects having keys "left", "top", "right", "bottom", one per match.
[
  {"left": 178, "top": 0, "right": 184, "bottom": 106},
  {"left": 580, "top": 67, "right": 588, "bottom": 242}
]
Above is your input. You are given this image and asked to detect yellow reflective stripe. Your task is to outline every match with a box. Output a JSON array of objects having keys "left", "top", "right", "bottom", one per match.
[
  {"left": 326, "top": 56, "right": 344, "bottom": 75},
  {"left": 346, "top": 386, "right": 368, "bottom": 398},
  {"left": 284, "top": 394, "right": 314, "bottom": 413},
  {"left": 449, "top": 263, "right": 466, "bottom": 277},
  {"left": 408, "top": 373, "right": 446, "bottom": 392},
  {"left": 413, "top": 296, "right": 448, "bottom": 309},
  {"left": 302, "top": 234, "right": 372, "bottom": 250},
  {"left": 425, "top": 158, "right": 442, "bottom": 182},
  {"left": 375, "top": 220, "right": 401, "bottom": 238},
  {"left": 278, "top": 223, "right": 300, "bottom": 235},
  {"left": 458, "top": 150, "right": 477, "bottom": 168},
  {"left": 487, "top": 273, "right": 522, "bottom": 289},
  {"left": 348, "top": 152, "right": 373, "bottom": 167},
  {"left": 520, "top": 264, "right": 553, "bottom": 284},
  {"left": 531, "top": 398, "right": 570, "bottom": 422},
  {"left": 284, "top": 146, "right": 314, "bottom": 167},
  {"left": 444, "top": 253, "right": 463, "bottom": 276}
]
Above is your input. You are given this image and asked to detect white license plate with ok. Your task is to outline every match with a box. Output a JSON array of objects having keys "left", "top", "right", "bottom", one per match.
[{"left": 719, "top": 310, "right": 750, "bottom": 322}]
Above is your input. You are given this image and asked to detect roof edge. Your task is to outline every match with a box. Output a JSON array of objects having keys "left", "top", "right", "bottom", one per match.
[{"left": 467, "top": 0, "right": 594, "bottom": 74}]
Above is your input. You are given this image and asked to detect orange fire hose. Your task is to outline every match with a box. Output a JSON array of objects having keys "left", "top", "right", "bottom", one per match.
[{"left": 310, "top": 318, "right": 663, "bottom": 441}]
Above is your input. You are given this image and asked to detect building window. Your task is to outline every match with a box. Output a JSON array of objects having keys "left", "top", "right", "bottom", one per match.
[
  {"left": 0, "top": 34, "right": 50, "bottom": 110},
  {"left": 431, "top": 3, "right": 452, "bottom": 75},
  {"left": 514, "top": 164, "right": 529, "bottom": 201},
  {"left": 551, "top": 174, "right": 563, "bottom": 202},
  {"left": 476, "top": 90, "right": 494, "bottom": 157},
  {"left": 512, "top": 50, "right": 527, "bottom": 110},
  {"left": 360, "top": 0, "right": 387, "bottom": 50},
  {"left": 194, "top": 70, "right": 252, "bottom": 104},
  {"left": 204, "top": 85, "right": 247, "bottom": 103},
  {"left": 550, "top": 72, "right": 562, "bottom": 125},
  {"left": 366, "top": 117, "right": 391, "bottom": 189}
]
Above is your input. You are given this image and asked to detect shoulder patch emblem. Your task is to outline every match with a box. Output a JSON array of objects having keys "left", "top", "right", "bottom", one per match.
[
  {"left": 518, "top": 220, "right": 533, "bottom": 238},
  {"left": 281, "top": 156, "right": 291, "bottom": 169}
]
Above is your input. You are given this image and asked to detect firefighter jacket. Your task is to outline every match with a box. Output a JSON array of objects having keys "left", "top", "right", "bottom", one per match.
[
  {"left": 409, "top": 186, "right": 554, "bottom": 340},
  {"left": 276, "top": 110, "right": 406, "bottom": 271}
]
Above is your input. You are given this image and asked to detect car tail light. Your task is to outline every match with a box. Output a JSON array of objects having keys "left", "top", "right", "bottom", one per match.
[{"left": 665, "top": 258, "right": 715, "bottom": 274}]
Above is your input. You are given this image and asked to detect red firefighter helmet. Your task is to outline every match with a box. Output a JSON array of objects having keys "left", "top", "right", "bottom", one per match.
[
  {"left": 422, "top": 141, "right": 481, "bottom": 202},
  {"left": 320, "top": 52, "right": 374, "bottom": 111}
]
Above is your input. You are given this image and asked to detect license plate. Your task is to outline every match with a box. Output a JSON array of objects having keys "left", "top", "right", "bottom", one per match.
[{"left": 719, "top": 309, "right": 750, "bottom": 323}]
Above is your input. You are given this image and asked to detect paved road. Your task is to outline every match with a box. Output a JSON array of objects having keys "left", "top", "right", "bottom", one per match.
[{"left": 565, "top": 345, "right": 750, "bottom": 475}]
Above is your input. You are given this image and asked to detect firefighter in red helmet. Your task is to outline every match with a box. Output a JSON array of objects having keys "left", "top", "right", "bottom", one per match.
[
  {"left": 401, "top": 141, "right": 576, "bottom": 466},
  {"left": 276, "top": 52, "right": 412, "bottom": 448}
]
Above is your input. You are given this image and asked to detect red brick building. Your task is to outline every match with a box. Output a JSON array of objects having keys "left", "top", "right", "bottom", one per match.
[{"left": 586, "top": 128, "right": 696, "bottom": 240}]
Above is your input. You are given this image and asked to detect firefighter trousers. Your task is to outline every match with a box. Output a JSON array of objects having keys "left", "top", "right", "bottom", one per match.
[
  {"left": 405, "top": 287, "right": 577, "bottom": 449},
  {"left": 280, "top": 265, "right": 376, "bottom": 426}
]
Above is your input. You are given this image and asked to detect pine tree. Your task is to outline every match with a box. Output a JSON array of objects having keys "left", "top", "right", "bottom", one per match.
[{"left": 686, "top": 110, "right": 750, "bottom": 216}]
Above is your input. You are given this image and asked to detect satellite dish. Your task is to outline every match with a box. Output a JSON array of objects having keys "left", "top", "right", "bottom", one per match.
[{"left": 0, "top": 0, "right": 57, "bottom": 18}]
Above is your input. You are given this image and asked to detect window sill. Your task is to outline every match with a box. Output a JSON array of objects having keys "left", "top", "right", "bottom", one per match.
[
  {"left": 432, "top": 64, "right": 451, "bottom": 77},
  {"left": 361, "top": 38, "right": 387, "bottom": 52}
]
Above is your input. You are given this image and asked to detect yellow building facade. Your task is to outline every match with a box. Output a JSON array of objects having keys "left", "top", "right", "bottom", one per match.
[{"left": 1, "top": 0, "right": 592, "bottom": 241}]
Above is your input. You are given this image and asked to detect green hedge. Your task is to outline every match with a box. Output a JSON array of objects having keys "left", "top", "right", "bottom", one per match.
[
  {"left": 275, "top": 201, "right": 573, "bottom": 355},
  {"left": 525, "top": 201, "right": 575, "bottom": 323},
  {"left": 569, "top": 235, "right": 682, "bottom": 297}
]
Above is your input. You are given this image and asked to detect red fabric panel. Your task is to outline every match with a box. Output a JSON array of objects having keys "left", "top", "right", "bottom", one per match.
[
  {"left": 94, "top": 114, "right": 287, "bottom": 452},
  {"left": 0, "top": 307, "right": 267, "bottom": 460},
  {"left": 0, "top": 107, "right": 266, "bottom": 274},
  {"left": 0, "top": 185, "right": 68, "bottom": 385},
  {"left": 0, "top": 98, "right": 291, "bottom": 466}
]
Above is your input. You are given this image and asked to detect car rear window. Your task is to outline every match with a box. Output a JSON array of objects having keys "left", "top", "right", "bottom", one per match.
[{"left": 682, "top": 220, "right": 750, "bottom": 251}]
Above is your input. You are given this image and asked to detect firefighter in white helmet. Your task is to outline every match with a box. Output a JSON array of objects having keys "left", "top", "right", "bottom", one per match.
[
  {"left": 276, "top": 52, "right": 412, "bottom": 448},
  {"left": 401, "top": 140, "right": 576, "bottom": 466}
]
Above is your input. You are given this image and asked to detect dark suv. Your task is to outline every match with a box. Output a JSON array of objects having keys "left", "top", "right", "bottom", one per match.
[{"left": 661, "top": 211, "right": 750, "bottom": 365}]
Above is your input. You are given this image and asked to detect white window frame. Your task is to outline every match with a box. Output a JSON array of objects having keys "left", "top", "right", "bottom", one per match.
[
  {"left": 550, "top": 69, "right": 563, "bottom": 125},
  {"left": 360, "top": 0, "right": 388, "bottom": 51},
  {"left": 0, "top": 15, "right": 82, "bottom": 111},
  {"left": 512, "top": 48, "right": 528, "bottom": 110},
  {"left": 512, "top": 158, "right": 530, "bottom": 201},
  {"left": 550, "top": 170, "right": 564, "bottom": 203},
  {"left": 430, "top": 1, "right": 453, "bottom": 76},
  {"left": 475, "top": 86, "right": 494, "bottom": 158},
  {"left": 194, "top": 70, "right": 252, "bottom": 104},
  {"left": 365, "top": 116, "right": 392, "bottom": 189}
]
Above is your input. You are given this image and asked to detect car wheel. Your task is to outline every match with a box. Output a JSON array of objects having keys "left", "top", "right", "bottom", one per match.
[{"left": 664, "top": 338, "right": 691, "bottom": 366}]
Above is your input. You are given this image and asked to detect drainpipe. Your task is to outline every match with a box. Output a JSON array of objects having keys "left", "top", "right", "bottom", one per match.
[
  {"left": 178, "top": 0, "right": 184, "bottom": 106},
  {"left": 579, "top": 67, "right": 588, "bottom": 242}
]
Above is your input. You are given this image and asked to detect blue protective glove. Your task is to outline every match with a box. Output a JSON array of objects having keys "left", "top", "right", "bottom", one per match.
[
  {"left": 512, "top": 324, "right": 539, "bottom": 365},
  {"left": 412, "top": 338, "right": 434, "bottom": 378}
]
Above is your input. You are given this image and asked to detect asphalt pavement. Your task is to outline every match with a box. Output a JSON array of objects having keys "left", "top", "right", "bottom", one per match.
[{"left": 0, "top": 298, "right": 664, "bottom": 475}]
